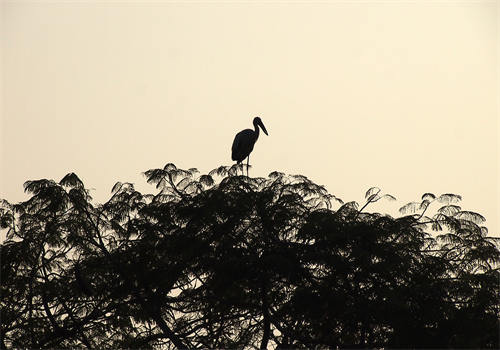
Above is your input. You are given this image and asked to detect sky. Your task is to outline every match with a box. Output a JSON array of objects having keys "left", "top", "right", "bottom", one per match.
[{"left": 1, "top": 0, "right": 498, "bottom": 236}]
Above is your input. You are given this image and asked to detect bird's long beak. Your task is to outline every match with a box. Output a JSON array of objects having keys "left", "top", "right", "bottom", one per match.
[{"left": 259, "top": 120, "right": 268, "bottom": 136}]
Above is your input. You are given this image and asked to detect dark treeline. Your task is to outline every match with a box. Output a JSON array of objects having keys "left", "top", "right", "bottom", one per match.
[{"left": 1, "top": 163, "right": 499, "bottom": 349}]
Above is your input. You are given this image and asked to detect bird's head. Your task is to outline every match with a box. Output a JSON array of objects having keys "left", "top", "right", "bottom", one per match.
[{"left": 253, "top": 117, "right": 268, "bottom": 136}]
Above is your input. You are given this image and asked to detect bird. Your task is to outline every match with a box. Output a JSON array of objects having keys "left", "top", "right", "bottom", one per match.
[{"left": 231, "top": 117, "right": 268, "bottom": 176}]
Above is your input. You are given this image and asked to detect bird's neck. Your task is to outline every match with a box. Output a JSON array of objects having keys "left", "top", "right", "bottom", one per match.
[{"left": 254, "top": 123, "right": 260, "bottom": 140}]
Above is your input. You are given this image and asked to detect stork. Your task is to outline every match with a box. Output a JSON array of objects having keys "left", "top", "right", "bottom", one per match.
[{"left": 231, "top": 117, "right": 268, "bottom": 176}]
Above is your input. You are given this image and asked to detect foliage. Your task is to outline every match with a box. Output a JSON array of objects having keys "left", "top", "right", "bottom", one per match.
[{"left": 1, "top": 163, "right": 499, "bottom": 349}]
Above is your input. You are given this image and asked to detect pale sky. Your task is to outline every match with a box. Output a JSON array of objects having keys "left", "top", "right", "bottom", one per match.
[{"left": 1, "top": 1, "right": 498, "bottom": 236}]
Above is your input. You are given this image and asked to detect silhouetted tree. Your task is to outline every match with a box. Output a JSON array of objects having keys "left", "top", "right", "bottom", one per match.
[{"left": 1, "top": 164, "right": 498, "bottom": 349}]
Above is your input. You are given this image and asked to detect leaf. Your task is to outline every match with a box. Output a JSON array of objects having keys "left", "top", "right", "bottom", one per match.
[
  {"left": 421, "top": 193, "right": 436, "bottom": 201},
  {"left": 167, "top": 168, "right": 191, "bottom": 183},
  {"left": 111, "top": 182, "right": 123, "bottom": 194},
  {"left": 143, "top": 194, "right": 154, "bottom": 202},
  {"left": 0, "top": 212, "right": 13, "bottom": 229},
  {"left": 269, "top": 171, "right": 284, "bottom": 179},
  {"left": 366, "top": 193, "right": 380, "bottom": 203},
  {"left": 59, "top": 173, "right": 84, "bottom": 189},
  {"left": 143, "top": 169, "right": 167, "bottom": 189},
  {"left": 382, "top": 194, "right": 396, "bottom": 201},
  {"left": 292, "top": 174, "right": 310, "bottom": 183},
  {"left": 419, "top": 199, "right": 430, "bottom": 210},
  {"left": 156, "top": 178, "right": 166, "bottom": 189},
  {"left": 455, "top": 211, "right": 486, "bottom": 225},
  {"left": 209, "top": 166, "right": 229, "bottom": 177},
  {"left": 228, "top": 163, "right": 243, "bottom": 176},
  {"left": 481, "top": 226, "right": 488, "bottom": 236},
  {"left": 0, "top": 199, "right": 12, "bottom": 211},
  {"left": 68, "top": 188, "right": 88, "bottom": 208},
  {"left": 365, "top": 187, "right": 380, "bottom": 199},
  {"left": 399, "top": 202, "right": 419, "bottom": 215},
  {"left": 438, "top": 204, "right": 461, "bottom": 216},
  {"left": 437, "top": 233, "right": 463, "bottom": 244},
  {"left": 438, "top": 193, "right": 462, "bottom": 204},
  {"left": 163, "top": 163, "right": 177, "bottom": 171},
  {"left": 199, "top": 175, "right": 214, "bottom": 187},
  {"left": 176, "top": 177, "right": 193, "bottom": 190},
  {"left": 328, "top": 194, "right": 344, "bottom": 205},
  {"left": 336, "top": 201, "right": 359, "bottom": 214},
  {"left": 432, "top": 221, "right": 442, "bottom": 231},
  {"left": 23, "top": 179, "right": 56, "bottom": 194}
]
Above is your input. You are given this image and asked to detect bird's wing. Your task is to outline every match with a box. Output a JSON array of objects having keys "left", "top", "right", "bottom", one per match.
[
  {"left": 231, "top": 131, "right": 244, "bottom": 161},
  {"left": 231, "top": 129, "right": 255, "bottom": 162},
  {"left": 232, "top": 131, "right": 242, "bottom": 154}
]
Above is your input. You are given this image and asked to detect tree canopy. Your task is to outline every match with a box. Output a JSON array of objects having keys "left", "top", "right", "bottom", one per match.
[{"left": 1, "top": 163, "right": 499, "bottom": 349}]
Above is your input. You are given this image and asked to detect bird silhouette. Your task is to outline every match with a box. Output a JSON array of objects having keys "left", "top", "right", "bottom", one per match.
[{"left": 231, "top": 117, "right": 268, "bottom": 176}]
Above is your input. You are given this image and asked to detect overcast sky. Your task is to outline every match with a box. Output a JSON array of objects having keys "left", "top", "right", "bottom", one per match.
[{"left": 1, "top": 0, "right": 498, "bottom": 236}]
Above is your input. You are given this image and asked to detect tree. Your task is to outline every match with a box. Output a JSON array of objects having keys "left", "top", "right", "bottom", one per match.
[{"left": 1, "top": 164, "right": 499, "bottom": 348}]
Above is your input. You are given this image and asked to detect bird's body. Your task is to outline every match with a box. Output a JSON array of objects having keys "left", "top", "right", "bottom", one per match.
[
  {"left": 231, "top": 117, "right": 268, "bottom": 175},
  {"left": 231, "top": 129, "right": 258, "bottom": 163}
]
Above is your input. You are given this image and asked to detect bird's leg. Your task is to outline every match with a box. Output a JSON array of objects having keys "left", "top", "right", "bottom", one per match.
[{"left": 246, "top": 155, "right": 250, "bottom": 177}]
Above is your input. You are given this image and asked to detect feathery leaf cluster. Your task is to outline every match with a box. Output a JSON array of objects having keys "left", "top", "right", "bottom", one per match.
[{"left": 1, "top": 164, "right": 498, "bottom": 349}]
